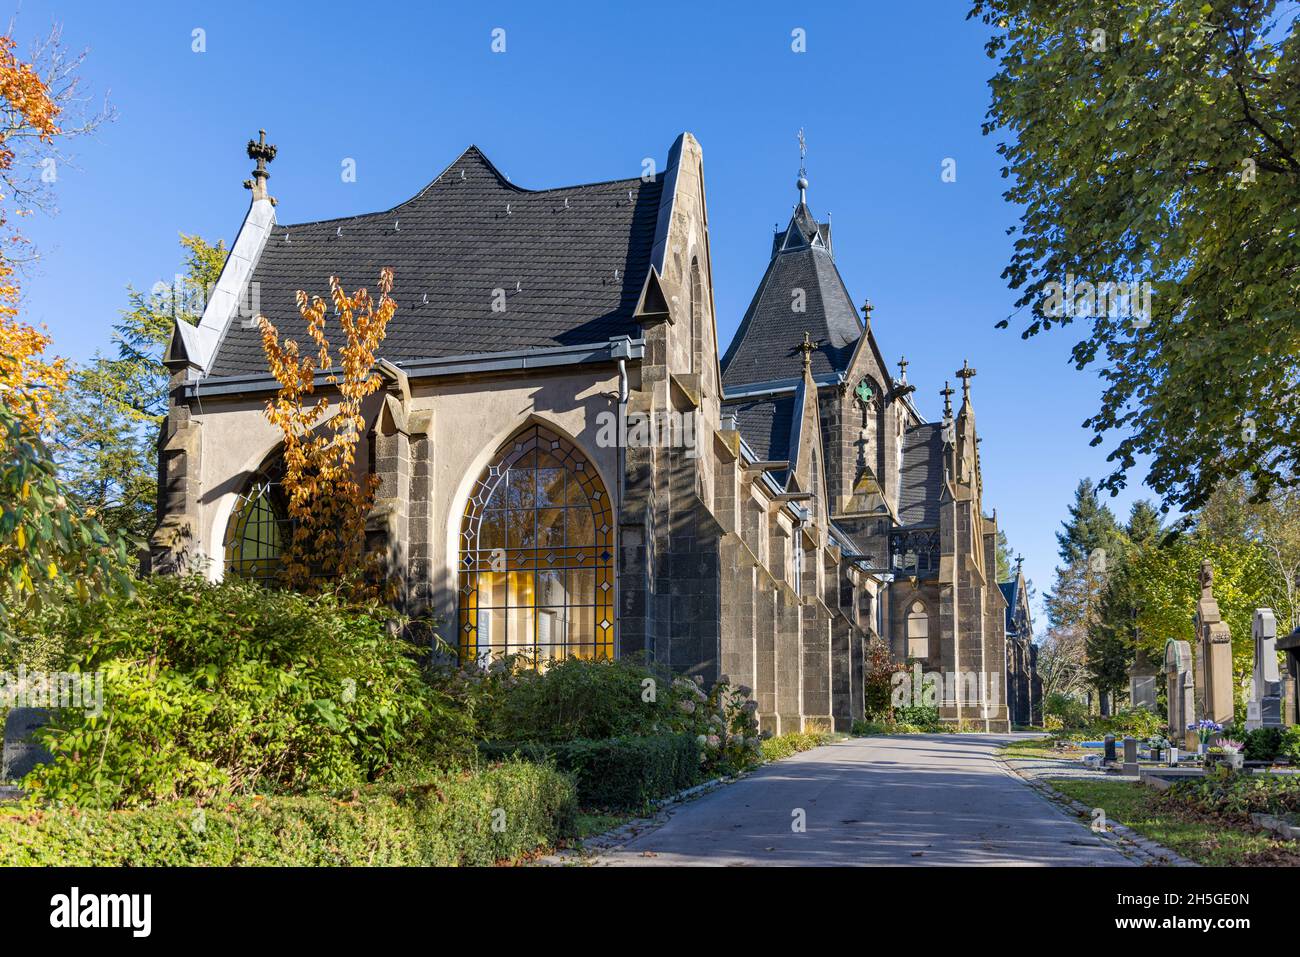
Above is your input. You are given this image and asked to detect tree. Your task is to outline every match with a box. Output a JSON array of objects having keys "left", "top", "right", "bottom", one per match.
[
  {"left": 259, "top": 269, "right": 396, "bottom": 595},
  {"left": 1198, "top": 477, "right": 1300, "bottom": 628},
  {"left": 53, "top": 235, "right": 226, "bottom": 537},
  {"left": 971, "top": 0, "right": 1300, "bottom": 512},
  {"left": 993, "top": 527, "right": 1015, "bottom": 582},
  {"left": 1056, "top": 478, "right": 1121, "bottom": 567}
]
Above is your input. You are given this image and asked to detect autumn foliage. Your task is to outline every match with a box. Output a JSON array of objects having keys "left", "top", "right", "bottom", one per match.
[{"left": 258, "top": 268, "right": 396, "bottom": 595}]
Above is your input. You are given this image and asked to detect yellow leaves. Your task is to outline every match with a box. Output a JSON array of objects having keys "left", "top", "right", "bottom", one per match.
[
  {"left": 15, "top": 525, "right": 24, "bottom": 549},
  {"left": 258, "top": 269, "right": 398, "bottom": 595}
]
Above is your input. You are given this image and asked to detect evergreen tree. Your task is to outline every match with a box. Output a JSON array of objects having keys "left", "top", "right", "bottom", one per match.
[
  {"left": 54, "top": 235, "right": 225, "bottom": 539},
  {"left": 1056, "top": 478, "right": 1121, "bottom": 567}
]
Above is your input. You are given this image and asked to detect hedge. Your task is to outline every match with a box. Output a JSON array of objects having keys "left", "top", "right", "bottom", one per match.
[
  {"left": 760, "top": 730, "right": 836, "bottom": 761},
  {"left": 0, "top": 761, "right": 576, "bottom": 866},
  {"left": 480, "top": 734, "right": 699, "bottom": 810}
]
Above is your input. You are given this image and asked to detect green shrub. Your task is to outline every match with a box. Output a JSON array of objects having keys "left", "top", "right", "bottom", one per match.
[
  {"left": 760, "top": 730, "right": 834, "bottom": 762},
  {"left": 1242, "top": 727, "right": 1285, "bottom": 763},
  {"left": 1044, "top": 692, "right": 1089, "bottom": 729},
  {"left": 1281, "top": 726, "right": 1300, "bottom": 764},
  {"left": 0, "top": 761, "right": 576, "bottom": 866},
  {"left": 458, "top": 656, "right": 762, "bottom": 777},
  {"left": 22, "top": 575, "right": 473, "bottom": 808},
  {"left": 852, "top": 719, "right": 888, "bottom": 736},
  {"left": 895, "top": 704, "right": 942, "bottom": 730},
  {"left": 480, "top": 734, "right": 698, "bottom": 810},
  {"left": 1163, "top": 765, "right": 1300, "bottom": 821}
]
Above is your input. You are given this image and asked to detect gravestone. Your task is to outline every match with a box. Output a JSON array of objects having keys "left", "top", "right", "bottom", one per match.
[
  {"left": 1103, "top": 734, "right": 1116, "bottom": 763},
  {"left": 2, "top": 708, "right": 51, "bottom": 782},
  {"left": 1246, "top": 608, "right": 1283, "bottom": 731},
  {"left": 1122, "top": 736, "right": 1139, "bottom": 774},
  {"left": 1279, "top": 625, "right": 1300, "bottom": 726},
  {"left": 1128, "top": 649, "right": 1158, "bottom": 712},
  {"left": 1194, "top": 560, "right": 1234, "bottom": 727},
  {"left": 1164, "top": 639, "right": 1196, "bottom": 751}
]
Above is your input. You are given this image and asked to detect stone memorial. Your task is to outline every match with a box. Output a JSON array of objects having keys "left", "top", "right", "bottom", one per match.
[
  {"left": 1246, "top": 608, "right": 1283, "bottom": 730},
  {"left": 1164, "top": 638, "right": 1196, "bottom": 751},
  {"left": 1122, "top": 736, "right": 1138, "bottom": 774},
  {"left": 1128, "top": 648, "right": 1158, "bottom": 712},
  {"left": 1104, "top": 734, "right": 1116, "bottom": 763},
  {"left": 1279, "top": 624, "right": 1300, "bottom": 726},
  {"left": 1, "top": 708, "right": 51, "bottom": 783},
  {"left": 1194, "top": 560, "right": 1234, "bottom": 727}
]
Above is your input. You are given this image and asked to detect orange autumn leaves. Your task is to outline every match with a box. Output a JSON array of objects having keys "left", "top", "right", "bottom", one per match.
[
  {"left": 0, "top": 32, "right": 66, "bottom": 432},
  {"left": 258, "top": 268, "right": 396, "bottom": 596}
]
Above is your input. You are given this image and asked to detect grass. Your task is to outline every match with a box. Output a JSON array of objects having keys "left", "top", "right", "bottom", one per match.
[
  {"left": 572, "top": 810, "right": 634, "bottom": 839},
  {"left": 1046, "top": 777, "right": 1300, "bottom": 866},
  {"left": 999, "top": 736, "right": 1083, "bottom": 761}
]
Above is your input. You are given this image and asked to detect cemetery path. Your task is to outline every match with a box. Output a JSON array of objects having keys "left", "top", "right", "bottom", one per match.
[{"left": 588, "top": 733, "right": 1135, "bottom": 866}]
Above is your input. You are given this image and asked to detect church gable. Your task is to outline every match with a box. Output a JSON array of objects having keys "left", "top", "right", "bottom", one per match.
[{"left": 206, "top": 145, "right": 665, "bottom": 378}]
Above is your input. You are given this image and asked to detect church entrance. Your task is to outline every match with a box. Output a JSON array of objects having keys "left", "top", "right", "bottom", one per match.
[{"left": 457, "top": 424, "right": 615, "bottom": 665}]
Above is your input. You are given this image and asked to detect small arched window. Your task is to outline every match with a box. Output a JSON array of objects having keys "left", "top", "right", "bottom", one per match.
[
  {"left": 906, "top": 600, "right": 930, "bottom": 659},
  {"left": 224, "top": 464, "right": 289, "bottom": 585}
]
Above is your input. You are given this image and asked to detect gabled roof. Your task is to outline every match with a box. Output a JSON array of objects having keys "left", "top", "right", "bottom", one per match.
[
  {"left": 206, "top": 146, "right": 665, "bottom": 378},
  {"left": 720, "top": 202, "right": 862, "bottom": 390},
  {"left": 999, "top": 580, "right": 1018, "bottom": 633},
  {"left": 897, "top": 423, "right": 946, "bottom": 527}
]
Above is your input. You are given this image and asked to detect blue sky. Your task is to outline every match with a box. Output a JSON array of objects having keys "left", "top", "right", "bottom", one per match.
[{"left": 13, "top": 0, "right": 1154, "bottom": 625}]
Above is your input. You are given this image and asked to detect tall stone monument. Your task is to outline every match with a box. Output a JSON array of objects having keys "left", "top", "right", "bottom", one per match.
[
  {"left": 1246, "top": 607, "right": 1283, "bottom": 730},
  {"left": 1128, "top": 647, "right": 1158, "bottom": 712},
  {"left": 1164, "top": 639, "right": 1195, "bottom": 750},
  {"left": 1194, "top": 560, "right": 1234, "bottom": 727}
]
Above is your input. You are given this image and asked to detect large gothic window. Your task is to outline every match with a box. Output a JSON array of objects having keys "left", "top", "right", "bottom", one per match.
[
  {"left": 224, "top": 465, "right": 289, "bottom": 585},
  {"left": 458, "top": 425, "right": 615, "bottom": 665}
]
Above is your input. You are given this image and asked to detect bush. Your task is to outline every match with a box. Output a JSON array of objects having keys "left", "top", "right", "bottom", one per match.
[
  {"left": 1163, "top": 765, "right": 1300, "bottom": 822},
  {"left": 0, "top": 761, "right": 576, "bottom": 866},
  {"left": 22, "top": 575, "right": 473, "bottom": 808},
  {"left": 480, "top": 734, "right": 698, "bottom": 810},
  {"left": 1281, "top": 726, "right": 1300, "bottom": 764},
  {"left": 1044, "top": 692, "right": 1089, "bottom": 729},
  {"left": 895, "top": 704, "right": 943, "bottom": 730},
  {"left": 760, "top": 730, "right": 834, "bottom": 762},
  {"left": 458, "top": 656, "right": 763, "bottom": 777},
  {"left": 851, "top": 720, "right": 888, "bottom": 736}
]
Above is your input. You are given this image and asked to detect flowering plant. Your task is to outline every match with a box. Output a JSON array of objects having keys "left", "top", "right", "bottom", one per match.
[{"left": 1187, "top": 720, "right": 1223, "bottom": 746}]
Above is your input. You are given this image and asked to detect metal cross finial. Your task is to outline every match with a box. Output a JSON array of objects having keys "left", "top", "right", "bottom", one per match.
[
  {"left": 1016, "top": 553, "right": 1024, "bottom": 570},
  {"left": 798, "top": 128, "right": 807, "bottom": 175},
  {"left": 861, "top": 298, "right": 873, "bottom": 329},
  {"left": 956, "top": 359, "right": 977, "bottom": 396},
  {"left": 897, "top": 355, "right": 909, "bottom": 382}
]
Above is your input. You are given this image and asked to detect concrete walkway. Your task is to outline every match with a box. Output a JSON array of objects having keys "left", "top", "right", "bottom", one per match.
[{"left": 589, "top": 733, "right": 1135, "bottom": 866}]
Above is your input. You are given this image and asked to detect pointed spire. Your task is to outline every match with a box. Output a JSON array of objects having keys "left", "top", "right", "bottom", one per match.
[
  {"left": 861, "top": 298, "right": 873, "bottom": 333},
  {"left": 243, "top": 129, "right": 277, "bottom": 203}
]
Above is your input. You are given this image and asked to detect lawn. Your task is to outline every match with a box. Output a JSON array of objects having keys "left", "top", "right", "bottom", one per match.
[
  {"left": 1046, "top": 777, "right": 1300, "bottom": 866},
  {"left": 999, "top": 737, "right": 1083, "bottom": 762}
]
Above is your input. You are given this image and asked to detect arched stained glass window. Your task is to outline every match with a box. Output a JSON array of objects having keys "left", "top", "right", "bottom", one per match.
[
  {"left": 458, "top": 425, "right": 615, "bottom": 665},
  {"left": 224, "top": 466, "right": 289, "bottom": 585}
]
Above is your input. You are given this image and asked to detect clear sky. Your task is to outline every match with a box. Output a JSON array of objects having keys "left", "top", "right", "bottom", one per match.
[{"left": 13, "top": 0, "right": 1155, "bottom": 626}]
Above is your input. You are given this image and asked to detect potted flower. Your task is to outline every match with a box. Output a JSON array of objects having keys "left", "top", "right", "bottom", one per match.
[
  {"left": 1147, "top": 736, "right": 1169, "bottom": 762},
  {"left": 1206, "top": 739, "right": 1245, "bottom": 770},
  {"left": 1188, "top": 720, "right": 1223, "bottom": 756}
]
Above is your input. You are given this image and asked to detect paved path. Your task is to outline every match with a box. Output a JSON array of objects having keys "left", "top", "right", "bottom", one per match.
[{"left": 590, "top": 734, "right": 1134, "bottom": 866}]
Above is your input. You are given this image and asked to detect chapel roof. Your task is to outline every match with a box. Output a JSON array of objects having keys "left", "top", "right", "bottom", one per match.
[
  {"left": 897, "top": 423, "right": 946, "bottom": 527},
  {"left": 206, "top": 145, "right": 664, "bottom": 377},
  {"left": 719, "top": 201, "right": 863, "bottom": 390}
]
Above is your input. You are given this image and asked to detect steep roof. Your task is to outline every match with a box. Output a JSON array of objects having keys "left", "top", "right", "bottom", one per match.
[
  {"left": 897, "top": 423, "right": 946, "bottom": 527},
  {"left": 207, "top": 146, "right": 664, "bottom": 377},
  {"left": 720, "top": 202, "right": 862, "bottom": 390},
  {"left": 999, "top": 580, "right": 1018, "bottom": 633},
  {"left": 723, "top": 393, "right": 796, "bottom": 463}
]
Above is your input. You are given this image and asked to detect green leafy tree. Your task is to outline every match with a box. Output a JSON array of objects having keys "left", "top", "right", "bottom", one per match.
[
  {"left": 0, "top": 402, "right": 131, "bottom": 649},
  {"left": 971, "top": 0, "right": 1300, "bottom": 512},
  {"left": 54, "top": 235, "right": 225, "bottom": 537}
]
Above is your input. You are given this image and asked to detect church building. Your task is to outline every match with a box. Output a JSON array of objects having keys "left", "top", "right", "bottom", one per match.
[{"left": 153, "top": 130, "right": 1034, "bottom": 732}]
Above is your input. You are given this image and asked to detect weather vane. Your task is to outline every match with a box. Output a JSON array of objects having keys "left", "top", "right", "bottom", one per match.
[{"left": 797, "top": 128, "right": 807, "bottom": 178}]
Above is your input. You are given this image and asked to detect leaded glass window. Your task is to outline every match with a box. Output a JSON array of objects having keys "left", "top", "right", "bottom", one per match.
[
  {"left": 458, "top": 425, "right": 615, "bottom": 665},
  {"left": 224, "top": 468, "right": 289, "bottom": 585}
]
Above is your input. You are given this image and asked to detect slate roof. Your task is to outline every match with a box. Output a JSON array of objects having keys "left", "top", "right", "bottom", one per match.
[
  {"left": 720, "top": 202, "right": 862, "bottom": 391},
  {"left": 207, "top": 146, "right": 664, "bottom": 378},
  {"left": 723, "top": 394, "right": 796, "bottom": 462},
  {"left": 999, "top": 580, "right": 1018, "bottom": 633},
  {"left": 897, "top": 423, "right": 946, "bottom": 527}
]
